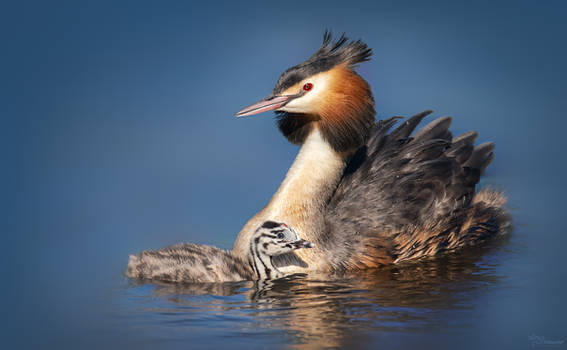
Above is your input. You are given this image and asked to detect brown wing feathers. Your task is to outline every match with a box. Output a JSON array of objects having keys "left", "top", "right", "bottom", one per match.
[{"left": 323, "top": 111, "right": 509, "bottom": 269}]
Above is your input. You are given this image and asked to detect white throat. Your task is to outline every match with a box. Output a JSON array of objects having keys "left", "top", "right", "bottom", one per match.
[
  {"left": 233, "top": 127, "right": 346, "bottom": 261},
  {"left": 265, "top": 128, "right": 344, "bottom": 225}
]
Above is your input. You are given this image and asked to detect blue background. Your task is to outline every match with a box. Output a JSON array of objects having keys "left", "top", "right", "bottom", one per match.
[{"left": 2, "top": 0, "right": 566, "bottom": 348}]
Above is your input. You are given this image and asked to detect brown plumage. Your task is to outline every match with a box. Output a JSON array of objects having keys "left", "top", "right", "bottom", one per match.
[
  {"left": 127, "top": 243, "right": 253, "bottom": 283},
  {"left": 233, "top": 32, "right": 510, "bottom": 273},
  {"left": 276, "top": 65, "right": 375, "bottom": 152},
  {"left": 323, "top": 112, "right": 510, "bottom": 269}
]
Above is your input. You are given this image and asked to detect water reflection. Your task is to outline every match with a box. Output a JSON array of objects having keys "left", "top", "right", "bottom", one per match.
[{"left": 125, "top": 238, "right": 509, "bottom": 348}]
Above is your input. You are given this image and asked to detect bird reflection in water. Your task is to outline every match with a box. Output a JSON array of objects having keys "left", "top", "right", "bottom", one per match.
[{"left": 127, "top": 236, "right": 508, "bottom": 348}]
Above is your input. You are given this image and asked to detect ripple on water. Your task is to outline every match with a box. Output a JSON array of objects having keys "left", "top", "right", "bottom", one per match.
[{"left": 113, "top": 238, "right": 513, "bottom": 348}]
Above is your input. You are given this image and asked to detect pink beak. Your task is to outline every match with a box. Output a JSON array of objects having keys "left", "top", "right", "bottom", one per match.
[{"left": 235, "top": 95, "right": 296, "bottom": 117}]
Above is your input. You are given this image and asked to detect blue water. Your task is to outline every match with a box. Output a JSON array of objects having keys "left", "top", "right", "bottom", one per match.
[{"left": 3, "top": 1, "right": 566, "bottom": 349}]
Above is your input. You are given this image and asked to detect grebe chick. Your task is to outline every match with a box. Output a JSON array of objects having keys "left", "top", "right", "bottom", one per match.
[{"left": 126, "top": 221, "right": 314, "bottom": 283}]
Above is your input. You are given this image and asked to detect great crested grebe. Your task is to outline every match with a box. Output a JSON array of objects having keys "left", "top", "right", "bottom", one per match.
[
  {"left": 126, "top": 221, "right": 313, "bottom": 283},
  {"left": 233, "top": 32, "right": 510, "bottom": 273}
]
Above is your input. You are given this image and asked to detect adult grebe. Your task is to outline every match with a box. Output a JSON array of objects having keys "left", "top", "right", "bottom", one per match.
[
  {"left": 126, "top": 221, "right": 313, "bottom": 282},
  {"left": 233, "top": 32, "right": 509, "bottom": 273}
]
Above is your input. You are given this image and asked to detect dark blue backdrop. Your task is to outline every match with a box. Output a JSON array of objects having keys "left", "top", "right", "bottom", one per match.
[{"left": 2, "top": 0, "right": 566, "bottom": 348}]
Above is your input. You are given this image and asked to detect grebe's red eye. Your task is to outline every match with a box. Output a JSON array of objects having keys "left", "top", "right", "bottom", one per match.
[{"left": 302, "top": 83, "right": 313, "bottom": 91}]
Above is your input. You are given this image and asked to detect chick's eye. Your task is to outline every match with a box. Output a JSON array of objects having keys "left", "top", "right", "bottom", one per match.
[
  {"left": 302, "top": 83, "right": 313, "bottom": 91},
  {"left": 277, "top": 233, "right": 284, "bottom": 239}
]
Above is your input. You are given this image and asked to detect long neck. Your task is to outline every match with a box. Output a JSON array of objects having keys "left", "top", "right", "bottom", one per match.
[
  {"left": 248, "top": 239, "right": 282, "bottom": 280},
  {"left": 233, "top": 127, "right": 347, "bottom": 257},
  {"left": 264, "top": 127, "right": 346, "bottom": 237}
]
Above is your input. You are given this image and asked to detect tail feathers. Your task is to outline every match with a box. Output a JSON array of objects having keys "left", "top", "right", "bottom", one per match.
[
  {"left": 387, "top": 110, "right": 432, "bottom": 143},
  {"left": 393, "top": 189, "right": 510, "bottom": 263},
  {"left": 413, "top": 116, "right": 452, "bottom": 143},
  {"left": 453, "top": 130, "right": 478, "bottom": 144},
  {"left": 464, "top": 142, "right": 495, "bottom": 174},
  {"left": 351, "top": 190, "right": 510, "bottom": 268},
  {"left": 446, "top": 131, "right": 477, "bottom": 163},
  {"left": 405, "top": 139, "right": 451, "bottom": 164},
  {"left": 366, "top": 117, "right": 400, "bottom": 154}
]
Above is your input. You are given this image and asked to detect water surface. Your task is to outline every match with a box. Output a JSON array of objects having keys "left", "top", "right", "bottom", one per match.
[{"left": 115, "top": 240, "right": 515, "bottom": 349}]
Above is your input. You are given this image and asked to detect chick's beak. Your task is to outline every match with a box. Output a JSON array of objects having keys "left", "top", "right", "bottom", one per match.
[
  {"left": 292, "top": 239, "right": 315, "bottom": 249},
  {"left": 235, "top": 94, "right": 300, "bottom": 117}
]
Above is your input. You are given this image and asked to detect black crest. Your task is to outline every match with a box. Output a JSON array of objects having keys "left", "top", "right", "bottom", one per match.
[{"left": 273, "top": 31, "right": 372, "bottom": 94}]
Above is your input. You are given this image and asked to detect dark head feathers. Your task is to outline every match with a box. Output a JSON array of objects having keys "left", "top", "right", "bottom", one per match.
[
  {"left": 273, "top": 31, "right": 372, "bottom": 95},
  {"left": 314, "top": 30, "right": 373, "bottom": 69},
  {"left": 261, "top": 221, "right": 281, "bottom": 229}
]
